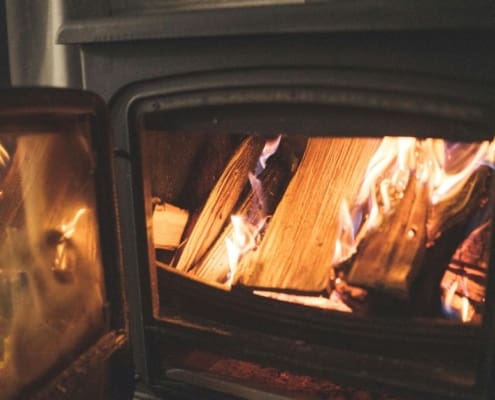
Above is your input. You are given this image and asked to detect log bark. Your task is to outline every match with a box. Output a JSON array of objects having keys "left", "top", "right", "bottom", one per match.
[
  {"left": 347, "top": 175, "right": 428, "bottom": 299},
  {"left": 346, "top": 166, "right": 492, "bottom": 313},
  {"left": 234, "top": 137, "right": 381, "bottom": 291},
  {"left": 175, "top": 136, "right": 265, "bottom": 273}
]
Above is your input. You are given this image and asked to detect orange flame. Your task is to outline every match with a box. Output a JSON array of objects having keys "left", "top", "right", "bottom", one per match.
[
  {"left": 225, "top": 136, "right": 282, "bottom": 285},
  {"left": 442, "top": 276, "right": 474, "bottom": 323},
  {"left": 0, "top": 143, "right": 9, "bottom": 167},
  {"left": 333, "top": 136, "right": 493, "bottom": 320},
  {"left": 54, "top": 208, "right": 87, "bottom": 271},
  {"left": 336, "top": 137, "right": 494, "bottom": 264}
]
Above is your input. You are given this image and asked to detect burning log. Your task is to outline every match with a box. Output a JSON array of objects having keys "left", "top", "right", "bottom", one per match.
[
  {"left": 188, "top": 153, "right": 293, "bottom": 283},
  {"left": 233, "top": 137, "right": 381, "bottom": 291},
  {"left": 175, "top": 136, "right": 265, "bottom": 273},
  {"left": 346, "top": 175, "right": 428, "bottom": 299},
  {"left": 410, "top": 167, "right": 492, "bottom": 317},
  {"left": 343, "top": 152, "right": 492, "bottom": 314}
]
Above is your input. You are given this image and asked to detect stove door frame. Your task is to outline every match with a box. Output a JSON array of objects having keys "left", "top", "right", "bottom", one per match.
[
  {"left": 0, "top": 88, "right": 132, "bottom": 400},
  {"left": 109, "top": 66, "right": 495, "bottom": 400}
]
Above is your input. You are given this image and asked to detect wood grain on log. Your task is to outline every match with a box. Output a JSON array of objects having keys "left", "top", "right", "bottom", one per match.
[
  {"left": 175, "top": 136, "right": 265, "bottom": 273},
  {"left": 234, "top": 137, "right": 380, "bottom": 291}
]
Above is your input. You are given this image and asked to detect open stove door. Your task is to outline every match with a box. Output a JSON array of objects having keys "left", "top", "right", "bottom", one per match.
[{"left": 0, "top": 88, "right": 133, "bottom": 400}]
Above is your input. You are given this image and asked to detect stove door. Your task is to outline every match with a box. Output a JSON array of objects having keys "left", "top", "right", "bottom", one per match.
[{"left": 0, "top": 88, "right": 132, "bottom": 400}]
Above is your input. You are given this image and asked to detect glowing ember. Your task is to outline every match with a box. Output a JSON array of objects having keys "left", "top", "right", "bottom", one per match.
[{"left": 253, "top": 290, "right": 352, "bottom": 313}]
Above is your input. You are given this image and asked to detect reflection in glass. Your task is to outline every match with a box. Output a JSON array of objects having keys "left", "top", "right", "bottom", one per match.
[{"left": 0, "top": 132, "right": 105, "bottom": 398}]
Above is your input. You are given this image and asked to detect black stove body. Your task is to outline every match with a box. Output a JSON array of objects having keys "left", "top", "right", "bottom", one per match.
[{"left": 7, "top": 1, "right": 495, "bottom": 399}]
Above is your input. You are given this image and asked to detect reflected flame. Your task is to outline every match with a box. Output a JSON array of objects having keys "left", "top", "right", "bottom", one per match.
[
  {"left": 0, "top": 143, "right": 10, "bottom": 167},
  {"left": 61, "top": 208, "right": 86, "bottom": 239},
  {"left": 54, "top": 208, "right": 86, "bottom": 272}
]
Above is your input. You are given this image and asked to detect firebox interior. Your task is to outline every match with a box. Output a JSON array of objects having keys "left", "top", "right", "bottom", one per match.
[
  {"left": 119, "top": 99, "right": 495, "bottom": 397},
  {"left": 138, "top": 105, "right": 493, "bottom": 325}
]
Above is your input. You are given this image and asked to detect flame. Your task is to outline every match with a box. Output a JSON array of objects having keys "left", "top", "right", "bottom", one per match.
[
  {"left": 253, "top": 290, "right": 352, "bottom": 313},
  {"left": 332, "top": 200, "right": 356, "bottom": 265},
  {"left": 336, "top": 137, "right": 493, "bottom": 264},
  {"left": 61, "top": 208, "right": 86, "bottom": 239},
  {"left": 256, "top": 135, "right": 282, "bottom": 175},
  {"left": 0, "top": 143, "right": 9, "bottom": 167},
  {"left": 442, "top": 276, "right": 474, "bottom": 323},
  {"left": 54, "top": 208, "right": 86, "bottom": 271},
  {"left": 224, "top": 136, "right": 282, "bottom": 285},
  {"left": 332, "top": 136, "right": 493, "bottom": 319}
]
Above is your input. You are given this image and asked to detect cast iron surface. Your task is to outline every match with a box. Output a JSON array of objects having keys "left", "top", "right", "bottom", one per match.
[{"left": 58, "top": 0, "right": 495, "bottom": 44}]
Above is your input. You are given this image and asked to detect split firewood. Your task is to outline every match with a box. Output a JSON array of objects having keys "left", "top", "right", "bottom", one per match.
[
  {"left": 345, "top": 165, "right": 492, "bottom": 311},
  {"left": 175, "top": 136, "right": 265, "bottom": 273},
  {"left": 347, "top": 175, "right": 428, "bottom": 299},
  {"left": 189, "top": 153, "right": 294, "bottom": 283},
  {"left": 233, "top": 137, "right": 381, "bottom": 291},
  {"left": 152, "top": 203, "right": 189, "bottom": 250}
]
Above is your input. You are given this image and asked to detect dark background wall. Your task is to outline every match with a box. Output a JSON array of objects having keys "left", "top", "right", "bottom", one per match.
[{"left": 0, "top": 0, "right": 9, "bottom": 87}]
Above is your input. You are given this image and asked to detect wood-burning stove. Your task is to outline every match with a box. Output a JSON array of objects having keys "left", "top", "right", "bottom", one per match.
[{"left": 3, "top": 1, "right": 495, "bottom": 399}]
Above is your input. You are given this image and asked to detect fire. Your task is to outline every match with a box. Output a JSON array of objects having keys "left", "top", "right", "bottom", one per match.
[
  {"left": 442, "top": 276, "right": 474, "bottom": 322},
  {"left": 225, "top": 214, "right": 265, "bottom": 285},
  {"left": 53, "top": 208, "right": 86, "bottom": 272},
  {"left": 0, "top": 143, "right": 9, "bottom": 167},
  {"left": 224, "top": 136, "right": 281, "bottom": 285},
  {"left": 335, "top": 137, "right": 493, "bottom": 262},
  {"left": 334, "top": 136, "right": 493, "bottom": 321}
]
